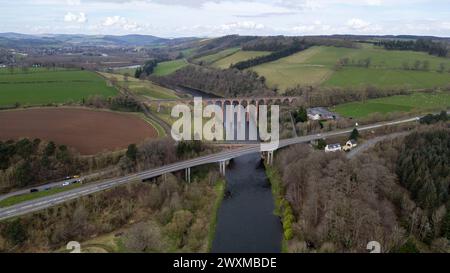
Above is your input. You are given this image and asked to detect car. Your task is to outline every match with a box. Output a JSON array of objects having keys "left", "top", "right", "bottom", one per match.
[
  {"left": 30, "top": 189, "right": 39, "bottom": 193},
  {"left": 71, "top": 179, "right": 82, "bottom": 184},
  {"left": 62, "top": 181, "right": 71, "bottom": 187}
]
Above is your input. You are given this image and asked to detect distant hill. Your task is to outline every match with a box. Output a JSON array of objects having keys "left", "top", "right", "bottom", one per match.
[{"left": 0, "top": 33, "right": 198, "bottom": 48}]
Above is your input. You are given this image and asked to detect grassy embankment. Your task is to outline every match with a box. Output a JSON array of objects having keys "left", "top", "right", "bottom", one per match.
[
  {"left": 153, "top": 59, "right": 188, "bottom": 76},
  {"left": 207, "top": 179, "right": 225, "bottom": 252},
  {"left": 100, "top": 72, "right": 179, "bottom": 100},
  {"left": 265, "top": 164, "right": 294, "bottom": 253}
]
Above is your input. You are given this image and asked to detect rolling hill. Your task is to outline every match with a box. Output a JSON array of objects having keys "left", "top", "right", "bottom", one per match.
[
  {"left": 248, "top": 44, "right": 450, "bottom": 92},
  {"left": 0, "top": 33, "right": 198, "bottom": 48}
]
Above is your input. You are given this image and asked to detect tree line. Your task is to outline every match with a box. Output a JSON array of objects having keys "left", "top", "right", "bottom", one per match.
[
  {"left": 153, "top": 65, "right": 274, "bottom": 97},
  {"left": 396, "top": 130, "right": 449, "bottom": 211},
  {"left": 134, "top": 59, "right": 158, "bottom": 78},
  {"left": 231, "top": 40, "right": 310, "bottom": 70},
  {"left": 0, "top": 138, "right": 121, "bottom": 193},
  {"left": 376, "top": 39, "right": 449, "bottom": 57},
  {"left": 241, "top": 36, "right": 357, "bottom": 51}
]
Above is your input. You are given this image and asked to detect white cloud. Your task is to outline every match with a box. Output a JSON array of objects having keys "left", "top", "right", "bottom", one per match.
[
  {"left": 441, "top": 22, "right": 450, "bottom": 30},
  {"left": 365, "top": 0, "right": 382, "bottom": 5},
  {"left": 219, "top": 21, "right": 265, "bottom": 31},
  {"left": 64, "top": 12, "right": 87, "bottom": 23},
  {"left": 346, "top": 18, "right": 370, "bottom": 29},
  {"left": 290, "top": 20, "right": 334, "bottom": 34},
  {"left": 101, "top": 16, "right": 142, "bottom": 31},
  {"left": 66, "top": 0, "right": 81, "bottom": 5}
]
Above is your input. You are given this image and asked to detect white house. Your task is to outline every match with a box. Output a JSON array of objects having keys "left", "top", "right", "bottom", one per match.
[
  {"left": 347, "top": 139, "right": 357, "bottom": 148},
  {"left": 325, "top": 144, "right": 342, "bottom": 152},
  {"left": 343, "top": 139, "right": 358, "bottom": 152},
  {"left": 308, "top": 113, "right": 321, "bottom": 121}
]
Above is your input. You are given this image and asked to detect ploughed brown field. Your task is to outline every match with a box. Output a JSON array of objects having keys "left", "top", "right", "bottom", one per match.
[{"left": 0, "top": 108, "right": 158, "bottom": 155}]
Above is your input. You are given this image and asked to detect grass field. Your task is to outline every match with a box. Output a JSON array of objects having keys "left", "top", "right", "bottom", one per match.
[
  {"left": 181, "top": 47, "right": 197, "bottom": 58},
  {"left": 100, "top": 72, "right": 179, "bottom": 100},
  {"left": 211, "top": 50, "right": 271, "bottom": 69},
  {"left": 332, "top": 92, "right": 450, "bottom": 118},
  {"left": 194, "top": 47, "right": 240, "bottom": 64},
  {"left": 153, "top": 59, "right": 188, "bottom": 76},
  {"left": 323, "top": 67, "right": 450, "bottom": 89},
  {"left": 0, "top": 183, "right": 82, "bottom": 208},
  {"left": 111, "top": 67, "right": 138, "bottom": 76},
  {"left": 0, "top": 68, "right": 117, "bottom": 106},
  {"left": 249, "top": 45, "right": 450, "bottom": 92}
]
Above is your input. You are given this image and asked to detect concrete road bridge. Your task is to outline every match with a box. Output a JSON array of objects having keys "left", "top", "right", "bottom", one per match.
[{"left": 0, "top": 115, "right": 422, "bottom": 221}]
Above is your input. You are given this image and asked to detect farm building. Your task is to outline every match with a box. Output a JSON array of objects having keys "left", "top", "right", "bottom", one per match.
[{"left": 307, "top": 107, "right": 338, "bottom": 121}]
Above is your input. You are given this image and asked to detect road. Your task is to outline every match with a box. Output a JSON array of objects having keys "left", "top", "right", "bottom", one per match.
[
  {"left": 0, "top": 170, "right": 113, "bottom": 202},
  {"left": 0, "top": 115, "right": 421, "bottom": 221},
  {"left": 346, "top": 132, "right": 410, "bottom": 159}
]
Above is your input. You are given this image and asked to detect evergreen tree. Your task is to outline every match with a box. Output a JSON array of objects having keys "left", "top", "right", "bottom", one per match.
[
  {"left": 293, "top": 107, "right": 308, "bottom": 123},
  {"left": 126, "top": 144, "right": 138, "bottom": 162},
  {"left": 349, "top": 128, "right": 359, "bottom": 140}
]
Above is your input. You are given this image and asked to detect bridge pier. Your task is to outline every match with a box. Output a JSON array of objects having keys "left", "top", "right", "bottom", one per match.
[
  {"left": 185, "top": 167, "right": 191, "bottom": 183},
  {"left": 266, "top": 150, "right": 275, "bottom": 165},
  {"left": 219, "top": 161, "right": 226, "bottom": 176}
]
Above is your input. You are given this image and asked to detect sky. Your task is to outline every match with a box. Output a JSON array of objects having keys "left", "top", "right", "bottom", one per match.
[{"left": 1, "top": 0, "right": 450, "bottom": 37}]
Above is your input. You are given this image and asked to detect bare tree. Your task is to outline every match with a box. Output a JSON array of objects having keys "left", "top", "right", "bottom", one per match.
[{"left": 123, "top": 221, "right": 163, "bottom": 252}]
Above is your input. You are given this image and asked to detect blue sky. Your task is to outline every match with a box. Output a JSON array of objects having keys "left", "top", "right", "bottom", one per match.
[{"left": 1, "top": 0, "right": 450, "bottom": 37}]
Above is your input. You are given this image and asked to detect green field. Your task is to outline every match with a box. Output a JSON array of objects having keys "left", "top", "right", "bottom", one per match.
[
  {"left": 153, "top": 59, "right": 188, "bottom": 76},
  {"left": 323, "top": 67, "right": 450, "bottom": 89},
  {"left": 194, "top": 47, "right": 240, "bottom": 65},
  {"left": 101, "top": 72, "right": 179, "bottom": 100},
  {"left": 181, "top": 47, "right": 197, "bottom": 58},
  {"left": 249, "top": 45, "right": 450, "bottom": 92},
  {"left": 211, "top": 50, "right": 271, "bottom": 69},
  {"left": 0, "top": 68, "right": 117, "bottom": 106},
  {"left": 111, "top": 67, "right": 138, "bottom": 76},
  {"left": 332, "top": 92, "right": 450, "bottom": 118}
]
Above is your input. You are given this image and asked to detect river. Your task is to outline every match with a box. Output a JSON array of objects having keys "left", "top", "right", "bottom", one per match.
[
  {"left": 172, "top": 88, "right": 281, "bottom": 251},
  {"left": 211, "top": 153, "right": 282, "bottom": 253}
]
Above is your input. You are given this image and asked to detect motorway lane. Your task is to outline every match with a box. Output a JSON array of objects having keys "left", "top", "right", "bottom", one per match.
[
  {"left": 0, "top": 115, "right": 421, "bottom": 221},
  {"left": 0, "top": 170, "right": 114, "bottom": 202}
]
